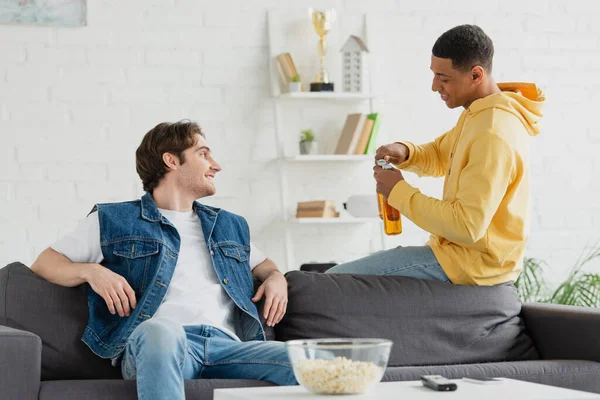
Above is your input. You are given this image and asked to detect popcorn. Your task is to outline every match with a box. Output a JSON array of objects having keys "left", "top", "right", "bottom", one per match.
[{"left": 294, "top": 356, "right": 383, "bottom": 394}]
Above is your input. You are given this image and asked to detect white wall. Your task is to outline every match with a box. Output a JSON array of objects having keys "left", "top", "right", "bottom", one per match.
[{"left": 1, "top": 0, "right": 599, "bottom": 284}]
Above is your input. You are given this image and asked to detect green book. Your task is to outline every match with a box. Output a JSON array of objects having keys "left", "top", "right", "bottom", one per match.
[{"left": 364, "top": 113, "right": 382, "bottom": 155}]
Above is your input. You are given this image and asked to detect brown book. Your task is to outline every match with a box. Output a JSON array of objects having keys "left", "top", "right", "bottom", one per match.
[
  {"left": 297, "top": 200, "right": 336, "bottom": 210},
  {"left": 285, "top": 53, "right": 299, "bottom": 78},
  {"left": 276, "top": 53, "right": 294, "bottom": 82},
  {"left": 276, "top": 52, "right": 299, "bottom": 83},
  {"left": 334, "top": 114, "right": 367, "bottom": 155},
  {"left": 296, "top": 210, "right": 339, "bottom": 218},
  {"left": 353, "top": 118, "right": 374, "bottom": 154},
  {"left": 296, "top": 200, "right": 338, "bottom": 218}
]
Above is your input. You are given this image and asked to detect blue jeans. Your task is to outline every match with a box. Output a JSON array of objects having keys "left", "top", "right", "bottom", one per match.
[
  {"left": 121, "top": 318, "right": 297, "bottom": 400},
  {"left": 326, "top": 245, "right": 451, "bottom": 282}
]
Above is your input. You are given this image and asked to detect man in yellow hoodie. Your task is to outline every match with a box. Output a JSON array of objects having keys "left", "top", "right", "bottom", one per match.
[{"left": 326, "top": 25, "right": 544, "bottom": 286}]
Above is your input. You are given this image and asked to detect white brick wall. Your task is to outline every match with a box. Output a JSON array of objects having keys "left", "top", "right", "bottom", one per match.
[{"left": 1, "top": 0, "right": 599, "bottom": 285}]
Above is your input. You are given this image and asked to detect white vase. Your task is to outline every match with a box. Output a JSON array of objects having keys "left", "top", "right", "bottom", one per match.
[{"left": 288, "top": 82, "right": 302, "bottom": 93}]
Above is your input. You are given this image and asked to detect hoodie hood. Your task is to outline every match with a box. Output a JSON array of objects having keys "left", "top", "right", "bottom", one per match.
[{"left": 468, "top": 82, "right": 545, "bottom": 136}]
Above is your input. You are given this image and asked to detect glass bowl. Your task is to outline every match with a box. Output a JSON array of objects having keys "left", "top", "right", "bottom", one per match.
[{"left": 286, "top": 338, "right": 393, "bottom": 395}]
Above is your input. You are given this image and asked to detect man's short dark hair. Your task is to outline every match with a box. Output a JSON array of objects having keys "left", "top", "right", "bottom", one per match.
[
  {"left": 136, "top": 120, "right": 205, "bottom": 193},
  {"left": 432, "top": 24, "right": 494, "bottom": 72}
]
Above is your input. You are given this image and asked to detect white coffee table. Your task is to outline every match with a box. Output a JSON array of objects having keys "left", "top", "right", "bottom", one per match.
[{"left": 214, "top": 379, "right": 600, "bottom": 399}]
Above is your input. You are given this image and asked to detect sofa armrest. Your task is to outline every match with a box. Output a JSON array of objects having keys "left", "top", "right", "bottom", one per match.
[
  {"left": 521, "top": 302, "right": 600, "bottom": 362},
  {"left": 0, "top": 325, "right": 41, "bottom": 400}
]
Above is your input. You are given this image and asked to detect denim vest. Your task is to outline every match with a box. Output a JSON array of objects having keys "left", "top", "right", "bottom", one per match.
[{"left": 81, "top": 192, "right": 265, "bottom": 360}]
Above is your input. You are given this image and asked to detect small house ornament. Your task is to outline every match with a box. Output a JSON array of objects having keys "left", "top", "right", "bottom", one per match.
[{"left": 340, "top": 35, "right": 369, "bottom": 93}]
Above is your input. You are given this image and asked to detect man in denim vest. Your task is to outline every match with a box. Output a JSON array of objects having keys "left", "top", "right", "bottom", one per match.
[{"left": 31, "top": 120, "right": 297, "bottom": 399}]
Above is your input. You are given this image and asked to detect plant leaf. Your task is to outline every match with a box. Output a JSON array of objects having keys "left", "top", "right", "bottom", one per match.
[
  {"left": 551, "top": 272, "right": 600, "bottom": 307},
  {"left": 516, "top": 257, "right": 547, "bottom": 302}
]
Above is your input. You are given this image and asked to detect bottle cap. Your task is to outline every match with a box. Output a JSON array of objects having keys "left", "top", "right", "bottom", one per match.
[{"left": 376, "top": 159, "right": 387, "bottom": 167}]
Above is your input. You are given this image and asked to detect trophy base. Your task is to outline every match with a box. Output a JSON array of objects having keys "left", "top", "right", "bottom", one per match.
[{"left": 310, "top": 82, "right": 334, "bottom": 92}]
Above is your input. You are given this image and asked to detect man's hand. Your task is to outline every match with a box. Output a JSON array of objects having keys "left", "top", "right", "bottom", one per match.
[
  {"left": 83, "top": 264, "right": 137, "bottom": 317},
  {"left": 375, "top": 142, "right": 410, "bottom": 165},
  {"left": 373, "top": 164, "right": 405, "bottom": 198},
  {"left": 251, "top": 270, "right": 288, "bottom": 327}
]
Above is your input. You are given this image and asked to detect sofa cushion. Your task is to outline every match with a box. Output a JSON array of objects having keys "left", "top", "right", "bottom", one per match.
[
  {"left": 275, "top": 271, "right": 540, "bottom": 367},
  {"left": 39, "top": 379, "right": 273, "bottom": 400},
  {"left": 0, "top": 262, "right": 121, "bottom": 380},
  {"left": 36, "top": 361, "right": 600, "bottom": 399},
  {"left": 383, "top": 360, "right": 600, "bottom": 394},
  {"left": 0, "top": 262, "right": 276, "bottom": 380}
]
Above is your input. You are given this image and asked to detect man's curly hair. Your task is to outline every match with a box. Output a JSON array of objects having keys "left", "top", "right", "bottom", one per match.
[{"left": 432, "top": 25, "right": 494, "bottom": 72}]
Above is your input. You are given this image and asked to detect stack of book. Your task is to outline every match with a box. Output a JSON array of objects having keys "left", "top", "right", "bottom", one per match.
[
  {"left": 296, "top": 200, "right": 339, "bottom": 218},
  {"left": 334, "top": 113, "right": 382, "bottom": 155}
]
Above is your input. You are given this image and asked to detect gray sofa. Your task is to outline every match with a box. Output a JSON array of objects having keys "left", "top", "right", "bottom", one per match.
[{"left": 1, "top": 261, "right": 600, "bottom": 400}]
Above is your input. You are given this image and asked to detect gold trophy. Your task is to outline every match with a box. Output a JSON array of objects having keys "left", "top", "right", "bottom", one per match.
[{"left": 309, "top": 8, "right": 335, "bottom": 92}]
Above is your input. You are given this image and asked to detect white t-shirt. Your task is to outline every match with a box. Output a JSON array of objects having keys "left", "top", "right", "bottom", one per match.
[{"left": 51, "top": 210, "right": 267, "bottom": 341}]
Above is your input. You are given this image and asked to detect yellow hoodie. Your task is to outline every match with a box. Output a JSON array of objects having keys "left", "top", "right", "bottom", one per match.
[{"left": 389, "top": 83, "right": 545, "bottom": 286}]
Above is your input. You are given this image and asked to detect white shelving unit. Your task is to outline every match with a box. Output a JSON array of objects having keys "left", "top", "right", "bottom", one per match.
[
  {"left": 285, "top": 154, "right": 373, "bottom": 162},
  {"left": 267, "top": 10, "right": 384, "bottom": 271},
  {"left": 290, "top": 217, "right": 379, "bottom": 224},
  {"left": 277, "top": 92, "right": 374, "bottom": 100}
]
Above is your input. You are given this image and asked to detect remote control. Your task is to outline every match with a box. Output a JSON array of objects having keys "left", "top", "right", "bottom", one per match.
[{"left": 421, "top": 375, "right": 458, "bottom": 391}]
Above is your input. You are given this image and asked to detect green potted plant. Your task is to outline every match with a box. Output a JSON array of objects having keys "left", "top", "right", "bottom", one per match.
[
  {"left": 299, "top": 129, "right": 317, "bottom": 155},
  {"left": 516, "top": 242, "right": 600, "bottom": 306},
  {"left": 289, "top": 74, "right": 302, "bottom": 93}
]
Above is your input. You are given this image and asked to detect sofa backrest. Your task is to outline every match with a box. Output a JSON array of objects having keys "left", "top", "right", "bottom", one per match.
[
  {"left": 275, "top": 271, "right": 540, "bottom": 367},
  {"left": 0, "top": 262, "right": 121, "bottom": 380},
  {"left": 0, "top": 263, "right": 540, "bottom": 379},
  {"left": 0, "top": 262, "right": 275, "bottom": 381}
]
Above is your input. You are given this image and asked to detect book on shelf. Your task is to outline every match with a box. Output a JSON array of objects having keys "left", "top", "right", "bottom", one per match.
[
  {"left": 296, "top": 200, "right": 339, "bottom": 218},
  {"left": 276, "top": 52, "right": 299, "bottom": 83},
  {"left": 364, "top": 113, "right": 382, "bottom": 155},
  {"left": 353, "top": 118, "right": 374, "bottom": 154},
  {"left": 333, "top": 113, "right": 367, "bottom": 155},
  {"left": 333, "top": 112, "right": 382, "bottom": 156}
]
